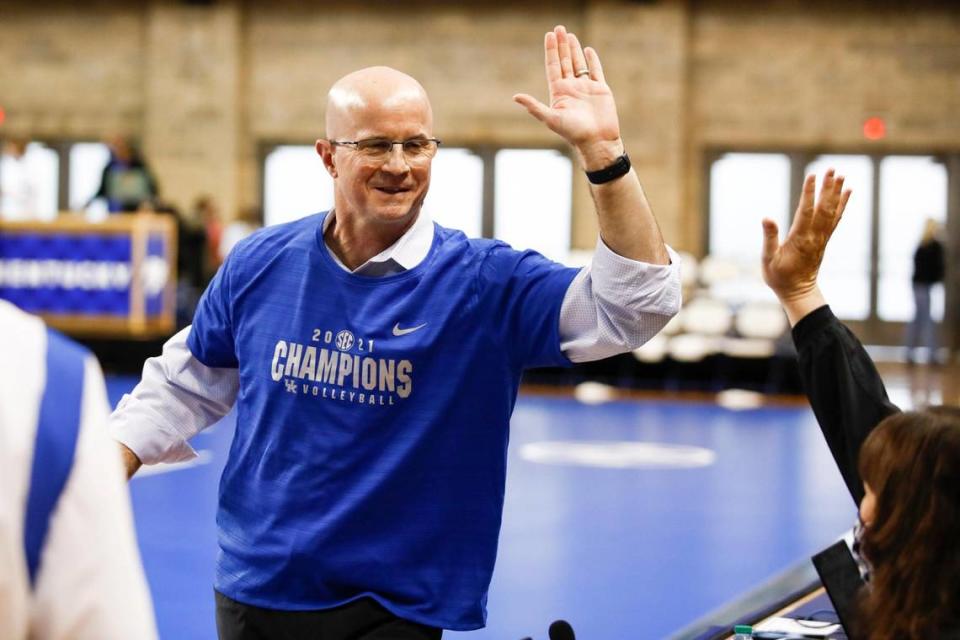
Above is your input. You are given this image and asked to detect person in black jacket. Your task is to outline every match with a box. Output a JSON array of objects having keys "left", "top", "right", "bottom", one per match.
[
  {"left": 906, "top": 218, "right": 945, "bottom": 365},
  {"left": 759, "top": 170, "right": 960, "bottom": 640},
  {"left": 89, "top": 137, "right": 158, "bottom": 213}
]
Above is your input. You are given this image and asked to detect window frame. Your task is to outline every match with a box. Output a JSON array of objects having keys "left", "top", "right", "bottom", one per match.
[
  {"left": 0, "top": 137, "right": 149, "bottom": 214},
  {"left": 257, "top": 139, "right": 573, "bottom": 248},
  {"left": 704, "top": 147, "right": 958, "bottom": 347}
]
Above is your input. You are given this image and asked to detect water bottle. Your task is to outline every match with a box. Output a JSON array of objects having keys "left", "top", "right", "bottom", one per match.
[{"left": 732, "top": 624, "right": 753, "bottom": 639}]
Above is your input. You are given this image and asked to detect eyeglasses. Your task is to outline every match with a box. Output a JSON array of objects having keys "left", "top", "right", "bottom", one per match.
[{"left": 330, "top": 137, "right": 442, "bottom": 163}]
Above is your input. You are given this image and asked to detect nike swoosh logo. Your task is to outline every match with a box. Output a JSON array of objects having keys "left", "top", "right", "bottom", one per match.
[{"left": 392, "top": 322, "right": 427, "bottom": 337}]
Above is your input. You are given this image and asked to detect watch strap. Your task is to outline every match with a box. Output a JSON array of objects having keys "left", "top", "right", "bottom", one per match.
[{"left": 585, "top": 153, "right": 630, "bottom": 185}]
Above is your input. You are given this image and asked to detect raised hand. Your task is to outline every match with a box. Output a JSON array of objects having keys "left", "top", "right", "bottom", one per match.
[
  {"left": 761, "top": 170, "right": 852, "bottom": 324},
  {"left": 513, "top": 25, "right": 622, "bottom": 169}
]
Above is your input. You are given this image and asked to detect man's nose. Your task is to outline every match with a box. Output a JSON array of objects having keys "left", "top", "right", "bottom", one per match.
[{"left": 381, "top": 144, "right": 410, "bottom": 173}]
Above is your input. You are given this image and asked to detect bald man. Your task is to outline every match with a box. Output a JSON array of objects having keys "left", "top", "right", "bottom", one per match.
[{"left": 110, "top": 26, "right": 680, "bottom": 639}]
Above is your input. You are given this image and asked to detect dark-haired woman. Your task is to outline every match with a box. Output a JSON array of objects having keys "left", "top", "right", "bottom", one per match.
[{"left": 760, "top": 170, "right": 960, "bottom": 639}]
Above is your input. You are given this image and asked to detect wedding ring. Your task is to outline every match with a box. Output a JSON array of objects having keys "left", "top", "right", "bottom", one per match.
[{"left": 575, "top": 68, "right": 591, "bottom": 77}]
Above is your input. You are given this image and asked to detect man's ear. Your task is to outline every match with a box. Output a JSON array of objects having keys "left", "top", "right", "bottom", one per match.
[{"left": 316, "top": 139, "right": 337, "bottom": 178}]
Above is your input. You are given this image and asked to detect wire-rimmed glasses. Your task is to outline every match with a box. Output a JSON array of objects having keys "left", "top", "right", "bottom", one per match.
[{"left": 329, "top": 137, "right": 442, "bottom": 163}]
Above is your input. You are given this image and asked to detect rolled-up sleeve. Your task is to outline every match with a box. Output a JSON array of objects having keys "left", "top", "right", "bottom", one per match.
[
  {"left": 559, "top": 238, "right": 682, "bottom": 363},
  {"left": 108, "top": 327, "right": 238, "bottom": 465}
]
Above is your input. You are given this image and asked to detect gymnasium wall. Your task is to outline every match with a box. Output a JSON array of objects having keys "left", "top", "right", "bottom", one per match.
[{"left": 0, "top": 0, "right": 958, "bottom": 257}]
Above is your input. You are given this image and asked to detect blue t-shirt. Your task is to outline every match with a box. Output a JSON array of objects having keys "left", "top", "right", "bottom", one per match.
[{"left": 188, "top": 212, "right": 578, "bottom": 630}]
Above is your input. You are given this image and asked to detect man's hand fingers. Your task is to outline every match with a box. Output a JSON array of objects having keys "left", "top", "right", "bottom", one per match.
[
  {"left": 584, "top": 47, "right": 606, "bottom": 83},
  {"left": 567, "top": 32, "right": 589, "bottom": 77},
  {"left": 514, "top": 94, "right": 552, "bottom": 124},
  {"left": 555, "top": 25, "right": 575, "bottom": 78},
  {"left": 544, "top": 31, "right": 562, "bottom": 85},
  {"left": 761, "top": 218, "right": 780, "bottom": 263}
]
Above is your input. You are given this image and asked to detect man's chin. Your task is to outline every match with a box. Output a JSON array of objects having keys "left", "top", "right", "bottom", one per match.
[{"left": 371, "top": 204, "right": 420, "bottom": 225}]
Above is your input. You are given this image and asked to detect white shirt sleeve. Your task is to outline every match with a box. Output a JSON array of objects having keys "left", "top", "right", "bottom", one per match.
[
  {"left": 109, "top": 327, "right": 238, "bottom": 466},
  {"left": 559, "top": 238, "right": 682, "bottom": 363},
  {"left": 30, "top": 356, "right": 158, "bottom": 640}
]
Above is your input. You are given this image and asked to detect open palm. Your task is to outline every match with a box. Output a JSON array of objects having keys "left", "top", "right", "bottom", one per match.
[
  {"left": 514, "top": 25, "right": 621, "bottom": 148},
  {"left": 761, "top": 170, "right": 852, "bottom": 301}
]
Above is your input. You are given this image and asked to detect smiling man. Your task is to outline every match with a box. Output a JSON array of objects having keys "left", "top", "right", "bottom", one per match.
[
  {"left": 318, "top": 68, "right": 436, "bottom": 265},
  {"left": 110, "top": 26, "right": 681, "bottom": 639}
]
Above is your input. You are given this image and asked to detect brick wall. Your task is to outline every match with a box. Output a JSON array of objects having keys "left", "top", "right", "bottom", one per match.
[
  {"left": 687, "top": 0, "right": 960, "bottom": 248},
  {"left": 0, "top": 1, "right": 144, "bottom": 139},
  {"left": 1, "top": 0, "right": 958, "bottom": 255}
]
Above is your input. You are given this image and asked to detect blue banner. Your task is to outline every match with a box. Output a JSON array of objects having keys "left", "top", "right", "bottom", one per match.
[{"left": 0, "top": 231, "right": 169, "bottom": 318}]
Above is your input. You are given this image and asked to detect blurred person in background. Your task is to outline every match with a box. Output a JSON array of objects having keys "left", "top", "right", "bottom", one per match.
[
  {"left": 191, "top": 194, "right": 223, "bottom": 281},
  {"left": 0, "top": 299, "right": 157, "bottom": 639},
  {"left": 218, "top": 205, "right": 262, "bottom": 260},
  {"left": 905, "top": 217, "right": 945, "bottom": 366},
  {"left": 761, "top": 173, "right": 960, "bottom": 639},
  {"left": 109, "top": 25, "right": 679, "bottom": 639},
  {"left": 89, "top": 136, "right": 158, "bottom": 213},
  {"left": 0, "top": 138, "right": 42, "bottom": 222}
]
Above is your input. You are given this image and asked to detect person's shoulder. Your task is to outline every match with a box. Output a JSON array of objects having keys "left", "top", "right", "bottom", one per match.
[
  {"left": 0, "top": 298, "right": 46, "bottom": 339},
  {"left": 0, "top": 300, "right": 90, "bottom": 390},
  {"left": 430, "top": 224, "right": 569, "bottom": 275},
  {"left": 227, "top": 212, "right": 325, "bottom": 262},
  {"left": 430, "top": 223, "right": 506, "bottom": 256},
  {"left": 467, "top": 236, "right": 553, "bottom": 266},
  {"left": 437, "top": 229, "right": 530, "bottom": 275}
]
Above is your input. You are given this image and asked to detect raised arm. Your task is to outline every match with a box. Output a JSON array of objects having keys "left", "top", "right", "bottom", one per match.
[
  {"left": 514, "top": 25, "right": 669, "bottom": 266},
  {"left": 761, "top": 171, "right": 898, "bottom": 502}
]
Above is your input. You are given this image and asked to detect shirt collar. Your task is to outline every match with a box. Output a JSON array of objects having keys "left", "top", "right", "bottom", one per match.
[{"left": 322, "top": 209, "right": 434, "bottom": 275}]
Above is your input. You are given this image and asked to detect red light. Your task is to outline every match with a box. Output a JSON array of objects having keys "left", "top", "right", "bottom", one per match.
[
  {"left": 0, "top": 107, "right": 6, "bottom": 127},
  {"left": 863, "top": 116, "right": 886, "bottom": 140}
]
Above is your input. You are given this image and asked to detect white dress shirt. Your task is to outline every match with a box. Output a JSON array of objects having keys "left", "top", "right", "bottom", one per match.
[
  {"left": 110, "top": 213, "right": 681, "bottom": 464},
  {"left": 0, "top": 300, "right": 157, "bottom": 640}
]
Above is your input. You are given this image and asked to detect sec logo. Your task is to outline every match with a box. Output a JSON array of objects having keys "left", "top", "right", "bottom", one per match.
[{"left": 335, "top": 330, "right": 355, "bottom": 352}]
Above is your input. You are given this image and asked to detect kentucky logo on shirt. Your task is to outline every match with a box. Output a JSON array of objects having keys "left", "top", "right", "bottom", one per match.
[{"left": 269, "top": 326, "right": 413, "bottom": 406}]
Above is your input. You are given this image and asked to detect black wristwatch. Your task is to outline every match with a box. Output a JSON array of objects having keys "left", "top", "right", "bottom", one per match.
[{"left": 585, "top": 153, "right": 631, "bottom": 185}]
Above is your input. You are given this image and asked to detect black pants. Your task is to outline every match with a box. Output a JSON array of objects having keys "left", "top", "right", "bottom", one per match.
[{"left": 215, "top": 591, "right": 443, "bottom": 640}]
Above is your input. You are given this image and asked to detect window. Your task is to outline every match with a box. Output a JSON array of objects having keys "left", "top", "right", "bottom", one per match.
[
  {"left": 3, "top": 139, "right": 154, "bottom": 220},
  {"left": 494, "top": 149, "right": 572, "bottom": 263},
  {"left": 0, "top": 141, "right": 59, "bottom": 221},
  {"left": 260, "top": 144, "right": 572, "bottom": 262},
  {"left": 706, "top": 153, "right": 790, "bottom": 304},
  {"left": 422, "top": 147, "right": 483, "bottom": 238},
  {"left": 708, "top": 153, "right": 791, "bottom": 266},
  {"left": 69, "top": 142, "right": 111, "bottom": 212},
  {"left": 804, "top": 155, "right": 873, "bottom": 321},
  {"left": 261, "top": 145, "right": 487, "bottom": 239},
  {"left": 263, "top": 145, "right": 333, "bottom": 228},
  {"left": 877, "top": 156, "right": 947, "bottom": 322},
  {"left": 707, "top": 149, "right": 955, "bottom": 340}
]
